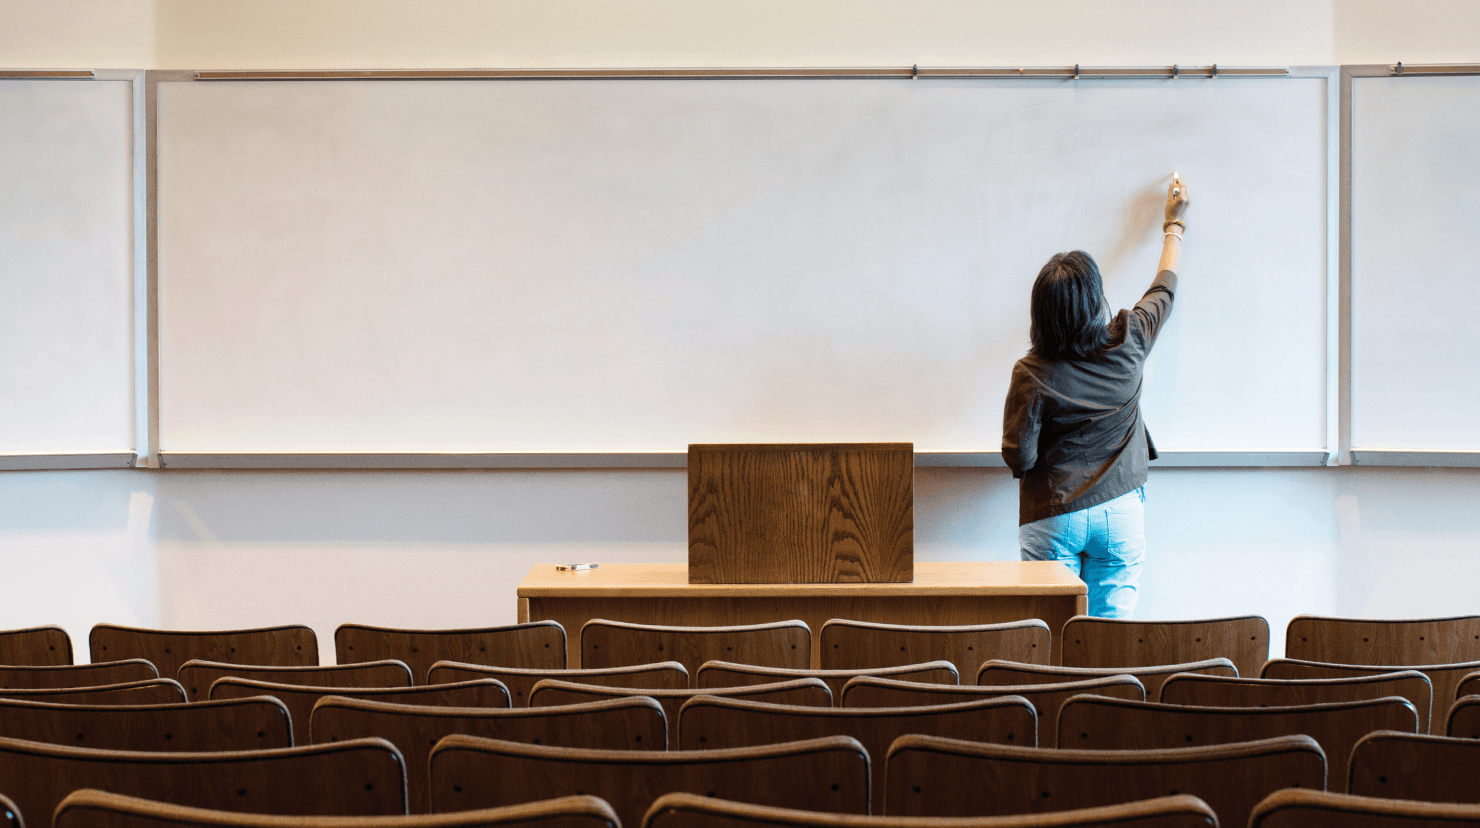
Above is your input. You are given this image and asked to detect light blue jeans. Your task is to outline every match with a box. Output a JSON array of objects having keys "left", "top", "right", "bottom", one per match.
[{"left": 1019, "top": 488, "right": 1145, "bottom": 619}]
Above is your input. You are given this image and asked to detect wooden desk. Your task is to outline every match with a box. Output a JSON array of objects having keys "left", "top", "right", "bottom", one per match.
[{"left": 517, "top": 561, "right": 1087, "bottom": 668}]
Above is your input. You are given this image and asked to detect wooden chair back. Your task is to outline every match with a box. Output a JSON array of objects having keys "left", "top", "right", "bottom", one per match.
[
  {"left": 1057, "top": 694, "right": 1417, "bottom": 782},
  {"left": 0, "top": 793, "right": 16, "bottom": 828},
  {"left": 580, "top": 620, "right": 810, "bottom": 677},
  {"left": 642, "top": 791, "right": 1220, "bottom": 828},
  {"left": 696, "top": 660, "right": 957, "bottom": 701},
  {"left": 1455, "top": 669, "right": 1480, "bottom": 700},
  {"left": 979, "top": 658, "right": 1235, "bottom": 701},
  {"left": 678, "top": 695, "right": 1037, "bottom": 814},
  {"left": 884, "top": 733, "right": 1326, "bottom": 824},
  {"left": 428, "top": 661, "right": 687, "bottom": 707},
  {"left": 179, "top": 660, "right": 412, "bottom": 701},
  {"left": 1250, "top": 787, "right": 1480, "bottom": 828},
  {"left": 1060, "top": 615, "right": 1269, "bottom": 678},
  {"left": 1348, "top": 730, "right": 1480, "bottom": 802},
  {"left": 335, "top": 623, "right": 567, "bottom": 683},
  {"left": 530, "top": 677, "right": 830, "bottom": 725},
  {"left": 1286, "top": 615, "right": 1480, "bottom": 667},
  {"left": 1160, "top": 670, "right": 1433, "bottom": 731},
  {"left": 430, "top": 734, "right": 868, "bottom": 825},
  {"left": 840, "top": 675, "right": 1143, "bottom": 746},
  {"left": 0, "top": 626, "right": 72, "bottom": 666},
  {"left": 1262, "top": 657, "right": 1480, "bottom": 733},
  {"left": 0, "top": 660, "right": 156, "bottom": 690},
  {"left": 89, "top": 625, "right": 318, "bottom": 678},
  {"left": 0, "top": 679, "right": 186, "bottom": 705},
  {"left": 0, "top": 734, "right": 407, "bottom": 820},
  {"left": 0, "top": 696, "right": 292, "bottom": 752},
  {"left": 312, "top": 696, "right": 666, "bottom": 813},
  {"left": 1447, "top": 694, "right": 1480, "bottom": 738},
  {"left": 56, "top": 790, "right": 620, "bottom": 828},
  {"left": 819, "top": 620, "right": 1049, "bottom": 674},
  {"left": 212, "top": 678, "right": 509, "bottom": 745}
]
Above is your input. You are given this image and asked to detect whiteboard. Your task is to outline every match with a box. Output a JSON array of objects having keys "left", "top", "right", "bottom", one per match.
[
  {"left": 0, "top": 79, "right": 135, "bottom": 455},
  {"left": 157, "top": 77, "right": 1329, "bottom": 456},
  {"left": 1351, "top": 74, "right": 1480, "bottom": 453}
]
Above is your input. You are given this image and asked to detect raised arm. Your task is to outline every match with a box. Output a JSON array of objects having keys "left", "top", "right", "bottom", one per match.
[{"left": 1159, "top": 173, "right": 1190, "bottom": 275}]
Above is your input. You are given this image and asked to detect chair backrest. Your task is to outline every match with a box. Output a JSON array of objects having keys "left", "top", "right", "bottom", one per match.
[
  {"left": 312, "top": 696, "right": 667, "bottom": 813},
  {"left": 1057, "top": 694, "right": 1417, "bottom": 782},
  {"left": 335, "top": 623, "right": 567, "bottom": 683},
  {"left": 179, "top": 660, "right": 413, "bottom": 701},
  {"left": 1455, "top": 670, "right": 1480, "bottom": 700},
  {"left": 212, "top": 678, "right": 510, "bottom": 745},
  {"left": 1160, "top": 670, "right": 1433, "bottom": 731},
  {"left": 580, "top": 620, "right": 810, "bottom": 677},
  {"left": 696, "top": 660, "right": 957, "bottom": 701},
  {"left": 428, "top": 661, "right": 687, "bottom": 707},
  {"left": 1262, "top": 657, "right": 1480, "bottom": 733},
  {"left": 1447, "top": 694, "right": 1480, "bottom": 738},
  {"left": 0, "top": 679, "right": 186, "bottom": 705},
  {"left": 678, "top": 695, "right": 1038, "bottom": 814},
  {"left": 642, "top": 791, "right": 1220, "bottom": 828},
  {"left": 884, "top": 733, "right": 1326, "bottom": 824},
  {"left": 819, "top": 620, "right": 1049, "bottom": 674},
  {"left": 0, "top": 696, "right": 292, "bottom": 752},
  {"left": 840, "top": 675, "right": 1143, "bottom": 746},
  {"left": 979, "top": 658, "right": 1236, "bottom": 701},
  {"left": 0, "top": 734, "right": 407, "bottom": 820},
  {"left": 430, "top": 735, "right": 868, "bottom": 825},
  {"left": 56, "top": 790, "right": 620, "bottom": 828},
  {"left": 1059, "top": 615, "right": 1270, "bottom": 678},
  {"left": 0, "top": 793, "right": 18, "bottom": 828},
  {"left": 89, "top": 625, "right": 318, "bottom": 678},
  {"left": 529, "top": 678, "right": 830, "bottom": 725},
  {"left": 1285, "top": 615, "right": 1480, "bottom": 667},
  {"left": 0, "top": 660, "right": 156, "bottom": 690},
  {"left": 1250, "top": 787, "right": 1480, "bottom": 828},
  {"left": 1348, "top": 730, "right": 1480, "bottom": 802},
  {"left": 0, "top": 626, "right": 72, "bottom": 666}
]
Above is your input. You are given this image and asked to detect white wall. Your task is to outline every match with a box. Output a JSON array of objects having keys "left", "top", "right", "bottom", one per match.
[{"left": 2, "top": 0, "right": 1479, "bottom": 664}]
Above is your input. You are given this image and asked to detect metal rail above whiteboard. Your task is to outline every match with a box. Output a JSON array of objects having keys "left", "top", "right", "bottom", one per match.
[{"left": 194, "top": 65, "right": 1290, "bottom": 81}]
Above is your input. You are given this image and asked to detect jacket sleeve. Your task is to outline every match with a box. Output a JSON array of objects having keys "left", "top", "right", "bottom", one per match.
[
  {"left": 1130, "top": 269, "right": 1178, "bottom": 348},
  {"left": 1001, "top": 363, "right": 1041, "bottom": 479}
]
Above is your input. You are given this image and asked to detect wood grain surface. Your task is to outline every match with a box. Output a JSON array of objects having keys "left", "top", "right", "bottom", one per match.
[
  {"left": 1159, "top": 671, "right": 1433, "bottom": 732},
  {"left": 688, "top": 444, "right": 913, "bottom": 584},
  {"left": 1250, "top": 788, "right": 1480, "bottom": 828},
  {"left": 980, "top": 659, "right": 1238, "bottom": 701},
  {"left": 695, "top": 661, "right": 956, "bottom": 702},
  {"left": 819, "top": 619, "right": 1050, "bottom": 674},
  {"left": 1059, "top": 616, "right": 1270, "bottom": 678},
  {"left": 0, "top": 626, "right": 73, "bottom": 666},
  {"left": 428, "top": 662, "right": 687, "bottom": 707},
  {"left": 89, "top": 625, "right": 318, "bottom": 678},
  {"left": 1285, "top": 615, "right": 1480, "bottom": 666},
  {"left": 1261, "top": 657, "right": 1480, "bottom": 734},
  {"left": 335, "top": 623, "right": 566, "bottom": 683},
  {"left": 529, "top": 677, "right": 832, "bottom": 725},
  {"left": 179, "top": 660, "right": 413, "bottom": 702},
  {"left": 211, "top": 678, "right": 511, "bottom": 745},
  {"left": 0, "top": 660, "right": 157, "bottom": 690},
  {"left": 0, "top": 696, "right": 292, "bottom": 752},
  {"left": 1348, "top": 730, "right": 1480, "bottom": 803},
  {"left": 0, "top": 679, "right": 186, "bottom": 706},
  {"left": 580, "top": 620, "right": 811, "bottom": 679}
]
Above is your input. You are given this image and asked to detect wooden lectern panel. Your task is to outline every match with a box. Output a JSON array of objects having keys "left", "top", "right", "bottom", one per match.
[{"left": 688, "top": 443, "right": 913, "bottom": 584}]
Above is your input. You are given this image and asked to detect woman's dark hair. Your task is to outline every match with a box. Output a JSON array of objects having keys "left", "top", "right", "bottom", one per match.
[{"left": 1028, "top": 250, "right": 1112, "bottom": 361}]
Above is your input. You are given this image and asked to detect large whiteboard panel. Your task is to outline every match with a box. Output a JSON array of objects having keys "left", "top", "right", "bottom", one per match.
[
  {"left": 0, "top": 79, "right": 134, "bottom": 453},
  {"left": 158, "top": 77, "right": 1327, "bottom": 454},
  {"left": 1351, "top": 74, "right": 1480, "bottom": 452}
]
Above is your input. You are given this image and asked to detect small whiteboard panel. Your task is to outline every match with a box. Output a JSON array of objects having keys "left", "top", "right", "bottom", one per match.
[
  {"left": 1351, "top": 74, "right": 1480, "bottom": 451},
  {"left": 0, "top": 79, "right": 134, "bottom": 453},
  {"left": 157, "top": 77, "right": 1327, "bottom": 454}
]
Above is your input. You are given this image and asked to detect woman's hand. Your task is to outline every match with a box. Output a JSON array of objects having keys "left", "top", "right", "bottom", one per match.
[{"left": 1164, "top": 174, "right": 1190, "bottom": 224}]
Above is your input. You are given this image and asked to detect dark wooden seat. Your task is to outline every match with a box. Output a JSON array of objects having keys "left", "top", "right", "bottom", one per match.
[
  {"left": 1349, "top": 730, "right": 1480, "bottom": 802},
  {"left": 1160, "top": 670, "right": 1433, "bottom": 731},
  {"left": 840, "top": 675, "right": 1143, "bottom": 746},
  {"left": 1447, "top": 694, "right": 1480, "bottom": 738},
  {"left": 1252, "top": 788, "right": 1480, "bottom": 827},
  {"left": 0, "top": 660, "right": 156, "bottom": 690},
  {"left": 1057, "top": 694, "right": 1417, "bottom": 782},
  {"left": 1262, "top": 657, "right": 1480, "bottom": 733},
  {"left": 0, "top": 696, "right": 291, "bottom": 751},
  {"left": 1060, "top": 615, "right": 1269, "bottom": 678},
  {"left": 335, "top": 623, "right": 566, "bottom": 683},
  {"left": 0, "top": 793, "right": 19, "bottom": 828},
  {"left": 642, "top": 791, "right": 1219, "bottom": 828},
  {"left": 179, "top": 659, "right": 413, "bottom": 701},
  {"left": 89, "top": 625, "right": 318, "bottom": 678},
  {"left": 56, "top": 790, "right": 618, "bottom": 828},
  {"left": 311, "top": 696, "right": 666, "bottom": 813},
  {"left": 428, "top": 661, "right": 687, "bottom": 707},
  {"left": 529, "top": 677, "right": 831, "bottom": 725},
  {"left": 1454, "top": 670, "right": 1480, "bottom": 700},
  {"left": 0, "top": 734, "right": 407, "bottom": 820},
  {"left": 678, "top": 695, "right": 1037, "bottom": 814},
  {"left": 0, "top": 626, "right": 72, "bottom": 666},
  {"left": 1286, "top": 615, "right": 1480, "bottom": 667},
  {"left": 0, "top": 679, "right": 186, "bottom": 705},
  {"left": 819, "top": 620, "right": 1048, "bottom": 674},
  {"left": 979, "top": 658, "right": 1236, "bottom": 701},
  {"left": 211, "top": 677, "right": 509, "bottom": 745},
  {"left": 580, "top": 620, "right": 810, "bottom": 677},
  {"left": 430, "top": 735, "right": 868, "bottom": 825},
  {"left": 697, "top": 660, "right": 958, "bottom": 702},
  {"left": 884, "top": 733, "right": 1326, "bottom": 824}
]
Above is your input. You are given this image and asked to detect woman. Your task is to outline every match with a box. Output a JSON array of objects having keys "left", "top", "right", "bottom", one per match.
[{"left": 1002, "top": 175, "right": 1189, "bottom": 618}]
